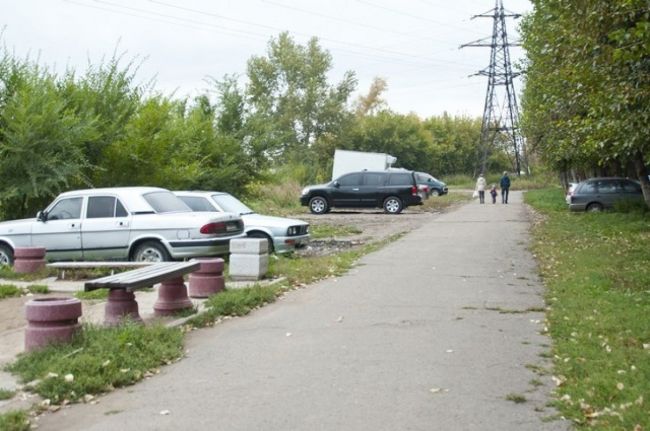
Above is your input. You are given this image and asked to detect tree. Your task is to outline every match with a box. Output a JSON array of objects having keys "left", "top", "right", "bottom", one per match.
[
  {"left": 520, "top": 0, "right": 650, "bottom": 205},
  {"left": 246, "top": 32, "right": 357, "bottom": 160},
  {"left": 0, "top": 57, "right": 96, "bottom": 218}
]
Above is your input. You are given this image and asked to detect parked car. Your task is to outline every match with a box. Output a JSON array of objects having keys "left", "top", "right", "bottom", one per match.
[
  {"left": 174, "top": 191, "right": 309, "bottom": 253},
  {"left": 300, "top": 170, "right": 422, "bottom": 214},
  {"left": 415, "top": 172, "right": 448, "bottom": 198},
  {"left": 0, "top": 187, "right": 245, "bottom": 265},
  {"left": 568, "top": 177, "right": 644, "bottom": 211}
]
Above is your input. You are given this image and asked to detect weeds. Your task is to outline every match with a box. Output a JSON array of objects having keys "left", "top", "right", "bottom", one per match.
[
  {"left": 6, "top": 323, "right": 183, "bottom": 404},
  {"left": 0, "top": 388, "right": 16, "bottom": 400},
  {"left": 0, "top": 284, "right": 21, "bottom": 299},
  {"left": 0, "top": 266, "right": 57, "bottom": 281},
  {"left": 0, "top": 410, "right": 30, "bottom": 431},
  {"left": 310, "top": 224, "right": 362, "bottom": 239},
  {"left": 505, "top": 393, "right": 527, "bottom": 403},
  {"left": 189, "top": 285, "right": 280, "bottom": 327}
]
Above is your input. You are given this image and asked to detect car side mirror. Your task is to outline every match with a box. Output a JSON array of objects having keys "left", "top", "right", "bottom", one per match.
[
  {"left": 36, "top": 211, "right": 48, "bottom": 222},
  {"left": 333, "top": 181, "right": 340, "bottom": 188}
]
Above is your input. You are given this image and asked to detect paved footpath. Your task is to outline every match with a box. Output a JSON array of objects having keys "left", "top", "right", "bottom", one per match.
[{"left": 38, "top": 191, "right": 568, "bottom": 430}]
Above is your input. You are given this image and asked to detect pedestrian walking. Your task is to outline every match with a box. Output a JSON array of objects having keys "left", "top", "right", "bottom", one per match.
[
  {"left": 500, "top": 171, "right": 511, "bottom": 204},
  {"left": 489, "top": 184, "right": 498, "bottom": 204},
  {"left": 475, "top": 173, "right": 486, "bottom": 204}
]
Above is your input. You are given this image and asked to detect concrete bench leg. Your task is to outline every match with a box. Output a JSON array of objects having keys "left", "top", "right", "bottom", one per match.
[
  {"left": 104, "top": 290, "right": 143, "bottom": 326},
  {"left": 14, "top": 247, "right": 47, "bottom": 274},
  {"left": 25, "top": 297, "right": 82, "bottom": 351},
  {"left": 154, "top": 277, "right": 193, "bottom": 316},
  {"left": 189, "top": 258, "right": 225, "bottom": 298}
]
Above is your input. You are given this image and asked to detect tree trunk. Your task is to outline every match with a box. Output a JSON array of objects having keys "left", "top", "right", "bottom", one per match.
[{"left": 632, "top": 151, "right": 650, "bottom": 209}]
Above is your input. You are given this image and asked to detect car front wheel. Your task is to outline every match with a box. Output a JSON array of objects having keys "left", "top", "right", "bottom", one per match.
[
  {"left": 383, "top": 196, "right": 403, "bottom": 214},
  {"left": 309, "top": 196, "right": 329, "bottom": 215},
  {"left": 431, "top": 189, "right": 440, "bottom": 197},
  {"left": 132, "top": 241, "right": 171, "bottom": 262},
  {"left": 0, "top": 244, "right": 14, "bottom": 266}
]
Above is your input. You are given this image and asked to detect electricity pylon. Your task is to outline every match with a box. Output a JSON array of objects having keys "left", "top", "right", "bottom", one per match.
[{"left": 460, "top": 0, "right": 526, "bottom": 176}]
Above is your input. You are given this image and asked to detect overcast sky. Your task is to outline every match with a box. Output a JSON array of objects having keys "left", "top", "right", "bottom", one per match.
[{"left": 1, "top": 0, "right": 532, "bottom": 118}]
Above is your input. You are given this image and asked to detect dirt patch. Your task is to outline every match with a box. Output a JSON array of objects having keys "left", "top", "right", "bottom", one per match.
[{"left": 294, "top": 206, "right": 446, "bottom": 256}]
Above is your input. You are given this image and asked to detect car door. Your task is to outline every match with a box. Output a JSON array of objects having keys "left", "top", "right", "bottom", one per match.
[
  {"left": 81, "top": 196, "right": 132, "bottom": 260},
  {"left": 595, "top": 179, "right": 620, "bottom": 208},
  {"left": 360, "top": 172, "right": 387, "bottom": 206},
  {"left": 618, "top": 179, "right": 644, "bottom": 205},
  {"left": 331, "top": 173, "right": 363, "bottom": 207},
  {"left": 31, "top": 197, "right": 83, "bottom": 261}
]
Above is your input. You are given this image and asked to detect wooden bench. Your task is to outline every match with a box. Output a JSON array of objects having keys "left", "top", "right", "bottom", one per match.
[
  {"left": 83, "top": 261, "right": 201, "bottom": 325},
  {"left": 47, "top": 261, "right": 154, "bottom": 280}
]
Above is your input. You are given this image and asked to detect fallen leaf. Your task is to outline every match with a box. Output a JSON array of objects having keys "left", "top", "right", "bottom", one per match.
[{"left": 160, "top": 410, "right": 170, "bottom": 415}]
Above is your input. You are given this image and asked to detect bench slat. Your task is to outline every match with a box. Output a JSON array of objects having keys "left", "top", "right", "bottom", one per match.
[{"left": 84, "top": 261, "right": 201, "bottom": 292}]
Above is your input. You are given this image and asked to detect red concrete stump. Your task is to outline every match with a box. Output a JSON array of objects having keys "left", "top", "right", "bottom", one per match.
[
  {"left": 25, "top": 297, "right": 82, "bottom": 351},
  {"left": 188, "top": 258, "right": 225, "bottom": 298},
  {"left": 104, "top": 289, "right": 143, "bottom": 326},
  {"left": 154, "top": 277, "right": 193, "bottom": 316},
  {"left": 14, "top": 247, "right": 46, "bottom": 274}
]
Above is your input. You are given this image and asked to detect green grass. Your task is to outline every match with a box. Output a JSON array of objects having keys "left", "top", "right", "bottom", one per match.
[
  {"left": 75, "top": 289, "right": 109, "bottom": 300},
  {"left": 6, "top": 322, "right": 184, "bottom": 405},
  {"left": 189, "top": 285, "right": 281, "bottom": 327},
  {"left": 310, "top": 224, "right": 362, "bottom": 239},
  {"left": 0, "top": 410, "right": 30, "bottom": 431},
  {"left": 0, "top": 283, "right": 50, "bottom": 300},
  {"left": 526, "top": 188, "right": 650, "bottom": 429},
  {"left": 0, "top": 284, "right": 22, "bottom": 299},
  {"left": 0, "top": 265, "right": 57, "bottom": 281},
  {"left": 505, "top": 393, "right": 528, "bottom": 403},
  {"left": 0, "top": 388, "right": 16, "bottom": 400},
  {"left": 26, "top": 284, "right": 49, "bottom": 294}
]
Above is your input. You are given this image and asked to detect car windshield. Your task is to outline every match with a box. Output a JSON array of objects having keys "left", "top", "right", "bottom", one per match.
[
  {"left": 143, "top": 191, "right": 191, "bottom": 213},
  {"left": 211, "top": 194, "right": 254, "bottom": 215}
]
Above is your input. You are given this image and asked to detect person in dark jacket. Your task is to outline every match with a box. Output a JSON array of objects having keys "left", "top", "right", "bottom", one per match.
[{"left": 500, "top": 171, "right": 511, "bottom": 204}]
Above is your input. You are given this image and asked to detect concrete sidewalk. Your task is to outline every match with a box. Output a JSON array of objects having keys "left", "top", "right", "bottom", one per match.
[{"left": 36, "top": 191, "right": 568, "bottom": 430}]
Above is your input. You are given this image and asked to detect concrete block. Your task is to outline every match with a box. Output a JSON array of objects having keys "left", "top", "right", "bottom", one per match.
[
  {"left": 230, "top": 238, "right": 268, "bottom": 255},
  {"left": 229, "top": 254, "right": 269, "bottom": 281}
]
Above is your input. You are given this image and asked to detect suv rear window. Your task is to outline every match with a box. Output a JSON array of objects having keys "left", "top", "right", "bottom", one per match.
[{"left": 387, "top": 173, "right": 413, "bottom": 186}]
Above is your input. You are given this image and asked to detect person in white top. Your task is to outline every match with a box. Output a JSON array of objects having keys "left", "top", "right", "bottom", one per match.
[{"left": 475, "top": 173, "right": 487, "bottom": 204}]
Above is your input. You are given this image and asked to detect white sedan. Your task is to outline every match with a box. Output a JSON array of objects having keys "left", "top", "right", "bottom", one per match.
[
  {"left": 174, "top": 191, "right": 309, "bottom": 253},
  {"left": 0, "top": 187, "right": 245, "bottom": 265}
]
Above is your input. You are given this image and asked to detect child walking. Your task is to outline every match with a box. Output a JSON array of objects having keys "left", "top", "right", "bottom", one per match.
[{"left": 490, "top": 184, "right": 498, "bottom": 204}]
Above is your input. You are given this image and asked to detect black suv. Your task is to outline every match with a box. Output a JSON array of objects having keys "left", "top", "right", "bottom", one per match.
[{"left": 300, "top": 170, "right": 422, "bottom": 214}]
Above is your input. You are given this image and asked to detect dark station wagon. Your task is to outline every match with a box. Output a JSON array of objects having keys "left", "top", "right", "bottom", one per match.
[
  {"left": 568, "top": 177, "right": 644, "bottom": 212},
  {"left": 300, "top": 170, "right": 423, "bottom": 214}
]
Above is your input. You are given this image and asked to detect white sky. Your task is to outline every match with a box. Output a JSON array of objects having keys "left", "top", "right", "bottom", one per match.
[{"left": 1, "top": 0, "right": 532, "bottom": 118}]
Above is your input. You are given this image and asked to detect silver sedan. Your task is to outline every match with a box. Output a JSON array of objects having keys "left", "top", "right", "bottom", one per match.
[
  {"left": 174, "top": 191, "right": 309, "bottom": 253},
  {"left": 0, "top": 187, "right": 245, "bottom": 265}
]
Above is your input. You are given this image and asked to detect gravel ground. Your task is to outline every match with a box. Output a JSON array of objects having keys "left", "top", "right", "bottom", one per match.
[{"left": 293, "top": 204, "right": 452, "bottom": 256}]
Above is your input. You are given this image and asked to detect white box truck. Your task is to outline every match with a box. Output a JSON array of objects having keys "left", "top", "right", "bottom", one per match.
[{"left": 332, "top": 149, "right": 397, "bottom": 180}]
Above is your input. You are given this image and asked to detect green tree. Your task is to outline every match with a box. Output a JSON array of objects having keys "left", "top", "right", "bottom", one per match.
[
  {"left": 246, "top": 32, "right": 357, "bottom": 159},
  {"left": 520, "top": 0, "right": 650, "bottom": 204},
  {"left": 0, "top": 56, "right": 96, "bottom": 218}
]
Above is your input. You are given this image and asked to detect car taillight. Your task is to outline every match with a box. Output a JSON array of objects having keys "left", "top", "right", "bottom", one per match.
[
  {"left": 200, "top": 222, "right": 227, "bottom": 234},
  {"left": 411, "top": 186, "right": 418, "bottom": 196}
]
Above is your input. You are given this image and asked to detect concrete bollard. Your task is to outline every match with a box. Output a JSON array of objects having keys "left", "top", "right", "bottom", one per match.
[
  {"left": 104, "top": 289, "right": 143, "bottom": 326},
  {"left": 13, "top": 247, "right": 47, "bottom": 274},
  {"left": 188, "top": 258, "right": 225, "bottom": 298},
  {"left": 25, "top": 297, "right": 82, "bottom": 351},
  {"left": 153, "top": 277, "right": 193, "bottom": 316},
  {"left": 229, "top": 238, "right": 269, "bottom": 281}
]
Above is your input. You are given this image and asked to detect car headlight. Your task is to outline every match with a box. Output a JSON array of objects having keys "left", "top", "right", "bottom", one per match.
[{"left": 301, "top": 187, "right": 310, "bottom": 196}]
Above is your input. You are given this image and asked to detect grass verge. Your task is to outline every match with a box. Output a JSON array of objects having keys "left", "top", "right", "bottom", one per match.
[
  {"left": 526, "top": 188, "right": 650, "bottom": 429},
  {"left": 310, "top": 224, "right": 363, "bottom": 239},
  {"left": 0, "top": 266, "right": 57, "bottom": 281},
  {"left": 0, "top": 410, "right": 30, "bottom": 431},
  {"left": 0, "top": 284, "right": 50, "bottom": 300},
  {"left": 6, "top": 323, "right": 184, "bottom": 405}
]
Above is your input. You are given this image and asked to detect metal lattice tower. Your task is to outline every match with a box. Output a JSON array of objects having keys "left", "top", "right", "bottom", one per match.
[{"left": 460, "top": 0, "right": 525, "bottom": 176}]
